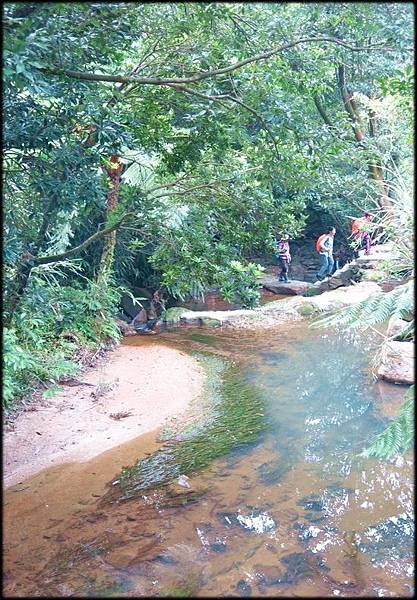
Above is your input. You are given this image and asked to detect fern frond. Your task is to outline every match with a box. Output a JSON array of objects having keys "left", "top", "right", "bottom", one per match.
[
  {"left": 360, "top": 386, "right": 414, "bottom": 459},
  {"left": 311, "top": 281, "right": 414, "bottom": 333},
  {"left": 392, "top": 319, "right": 414, "bottom": 341}
]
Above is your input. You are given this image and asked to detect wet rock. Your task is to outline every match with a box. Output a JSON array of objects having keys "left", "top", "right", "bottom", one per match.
[
  {"left": 256, "top": 564, "right": 285, "bottom": 586},
  {"left": 200, "top": 317, "right": 222, "bottom": 327},
  {"left": 257, "top": 460, "right": 292, "bottom": 484},
  {"left": 377, "top": 341, "right": 414, "bottom": 384},
  {"left": 162, "top": 307, "right": 194, "bottom": 325},
  {"left": 295, "top": 302, "right": 320, "bottom": 317},
  {"left": 85, "top": 512, "right": 108, "bottom": 523},
  {"left": 257, "top": 351, "right": 287, "bottom": 365},
  {"left": 313, "top": 263, "right": 362, "bottom": 292},
  {"left": 297, "top": 494, "right": 324, "bottom": 512},
  {"left": 304, "top": 512, "right": 325, "bottom": 524},
  {"left": 216, "top": 511, "right": 240, "bottom": 528},
  {"left": 114, "top": 318, "right": 136, "bottom": 336},
  {"left": 210, "top": 540, "right": 228, "bottom": 553},
  {"left": 359, "top": 513, "right": 414, "bottom": 563},
  {"left": 153, "top": 553, "right": 178, "bottom": 565},
  {"left": 302, "top": 286, "right": 322, "bottom": 297},
  {"left": 236, "top": 579, "right": 252, "bottom": 596},
  {"left": 105, "top": 547, "right": 138, "bottom": 569},
  {"left": 260, "top": 276, "right": 312, "bottom": 296},
  {"left": 280, "top": 552, "right": 315, "bottom": 584},
  {"left": 307, "top": 281, "right": 381, "bottom": 312},
  {"left": 121, "top": 293, "right": 147, "bottom": 319}
]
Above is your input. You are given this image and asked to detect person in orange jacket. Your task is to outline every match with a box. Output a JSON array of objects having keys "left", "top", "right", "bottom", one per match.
[{"left": 351, "top": 213, "right": 372, "bottom": 257}]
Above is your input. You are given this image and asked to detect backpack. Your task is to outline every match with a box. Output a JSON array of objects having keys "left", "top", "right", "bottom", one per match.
[
  {"left": 315, "top": 234, "right": 327, "bottom": 253},
  {"left": 351, "top": 218, "right": 362, "bottom": 235}
]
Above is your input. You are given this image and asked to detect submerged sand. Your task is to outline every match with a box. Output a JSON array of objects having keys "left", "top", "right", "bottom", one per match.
[{"left": 3, "top": 342, "right": 205, "bottom": 488}]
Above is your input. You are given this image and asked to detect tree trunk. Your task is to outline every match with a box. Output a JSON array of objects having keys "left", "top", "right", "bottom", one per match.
[
  {"left": 337, "top": 64, "right": 392, "bottom": 210},
  {"left": 96, "top": 155, "right": 125, "bottom": 285},
  {"left": 4, "top": 213, "right": 128, "bottom": 325},
  {"left": 3, "top": 257, "right": 35, "bottom": 326}
]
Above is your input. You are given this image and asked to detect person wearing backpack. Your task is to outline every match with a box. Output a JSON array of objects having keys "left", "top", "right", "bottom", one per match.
[
  {"left": 351, "top": 212, "right": 373, "bottom": 257},
  {"left": 315, "top": 227, "right": 336, "bottom": 281},
  {"left": 274, "top": 233, "right": 291, "bottom": 282}
]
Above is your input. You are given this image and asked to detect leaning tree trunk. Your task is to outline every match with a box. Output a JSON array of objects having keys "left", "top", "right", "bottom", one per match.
[
  {"left": 96, "top": 155, "right": 125, "bottom": 285},
  {"left": 3, "top": 256, "right": 36, "bottom": 326},
  {"left": 337, "top": 64, "right": 392, "bottom": 211}
]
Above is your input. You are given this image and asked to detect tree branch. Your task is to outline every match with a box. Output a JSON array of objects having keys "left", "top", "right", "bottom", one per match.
[
  {"left": 337, "top": 64, "right": 365, "bottom": 143},
  {"left": 149, "top": 169, "right": 259, "bottom": 200},
  {"left": 32, "top": 213, "right": 133, "bottom": 266},
  {"left": 41, "top": 37, "right": 386, "bottom": 86},
  {"left": 313, "top": 94, "right": 335, "bottom": 129}
]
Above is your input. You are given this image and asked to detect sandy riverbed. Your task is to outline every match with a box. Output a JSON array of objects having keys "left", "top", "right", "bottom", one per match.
[{"left": 3, "top": 343, "right": 205, "bottom": 488}]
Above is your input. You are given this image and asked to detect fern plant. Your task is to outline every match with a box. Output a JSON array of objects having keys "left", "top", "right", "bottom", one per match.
[
  {"left": 360, "top": 386, "right": 414, "bottom": 458},
  {"left": 311, "top": 279, "right": 414, "bottom": 333}
]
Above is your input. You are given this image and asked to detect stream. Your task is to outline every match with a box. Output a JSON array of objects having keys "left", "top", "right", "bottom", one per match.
[{"left": 3, "top": 321, "right": 414, "bottom": 597}]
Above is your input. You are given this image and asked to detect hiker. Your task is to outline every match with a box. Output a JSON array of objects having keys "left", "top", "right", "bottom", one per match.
[
  {"left": 275, "top": 233, "right": 291, "bottom": 282},
  {"left": 130, "top": 307, "right": 151, "bottom": 332},
  {"left": 315, "top": 227, "right": 336, "bottom": 281},
  {"left": 130, "top": 289, "right": 165, "bottom": 334},
  {"left": 351, "top": 213, "right": 372, "bottom": 257}
]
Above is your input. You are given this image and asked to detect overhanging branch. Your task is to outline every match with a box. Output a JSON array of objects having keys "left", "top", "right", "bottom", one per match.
[
  {"left": 33, "top": 213, "right": 134, "bottom": 266},
  {"left": 40, "top": 37, "right": 387, "bottom": 86}
]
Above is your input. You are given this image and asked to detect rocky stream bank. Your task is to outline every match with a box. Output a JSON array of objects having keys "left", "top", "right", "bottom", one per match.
[{"left": 117, "top": 243, "right": 413, "bottom": 387}]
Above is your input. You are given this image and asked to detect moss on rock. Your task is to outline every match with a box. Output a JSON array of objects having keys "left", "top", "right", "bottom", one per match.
[
  {"left": 162, "top": 307, "right": 193, "bottom": 323},
  {"left": 200, "top": 317, "right": 222, "bottom": 327},
  {"left": 360, "top": 270, "right": 385, "bottom": 281},
  {"left": 296, "top": 302, "right": 319, "bottom": 316}
]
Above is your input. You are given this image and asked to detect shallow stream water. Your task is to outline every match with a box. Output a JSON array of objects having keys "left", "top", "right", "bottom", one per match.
[{"left": 3, "top": 321, "right": 414, "bottom": 597}]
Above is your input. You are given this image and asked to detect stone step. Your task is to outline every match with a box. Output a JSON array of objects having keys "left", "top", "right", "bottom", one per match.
[{"left": 260, "top": 276, "right": 312, "bottom": 296}]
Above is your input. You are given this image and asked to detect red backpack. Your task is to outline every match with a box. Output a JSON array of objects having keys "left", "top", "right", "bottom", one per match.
[{"left": 315, "top": 234, "right": 327, "bottom": 252}]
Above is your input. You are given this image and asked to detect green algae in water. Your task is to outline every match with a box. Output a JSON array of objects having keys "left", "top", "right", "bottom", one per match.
[
  {"left": 186, "top": 332, "right": 220, "bottom": 346},
  {"left": 85, "top": 578, "right": 135, "bottom": 597},
  {"left": 108, "top": 354, "right": 267, "bottom": 501}
]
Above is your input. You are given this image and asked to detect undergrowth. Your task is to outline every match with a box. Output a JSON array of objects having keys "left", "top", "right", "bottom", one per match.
[{"left": 2, "top": 278, "right": 125, "bottom": 409}]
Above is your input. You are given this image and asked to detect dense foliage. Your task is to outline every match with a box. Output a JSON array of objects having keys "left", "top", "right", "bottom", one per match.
[{"left": 3, "top": 2, "right": 414, "bottom": 406}]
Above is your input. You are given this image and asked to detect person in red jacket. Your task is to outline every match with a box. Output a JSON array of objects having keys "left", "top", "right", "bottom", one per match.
[{"left": 351, "top": 213, "right": 372, "bottom": 257}]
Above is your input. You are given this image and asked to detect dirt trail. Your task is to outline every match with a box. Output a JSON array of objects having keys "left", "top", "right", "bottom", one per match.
[{"left": 4, "top": 341, "right": 205, "bottom": 488}]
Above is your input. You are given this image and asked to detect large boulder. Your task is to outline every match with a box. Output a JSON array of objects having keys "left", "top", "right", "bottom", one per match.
[
  {"left": 313, "top": 263, "right": 361, "bottom": 292},
  {"left": 260, "top": 275, "right": 312, "bottom": 296},
  {"left": 306, "top": 281, "right": 381, "bottom": 312},
  {"left": 377, "top": 341, "right": 414, "bottom": 385}
]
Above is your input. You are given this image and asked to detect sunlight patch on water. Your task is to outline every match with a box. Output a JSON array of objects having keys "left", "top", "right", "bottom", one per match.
[{"left": 236, "top": 511, "right": 276, "bottom": 534}]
